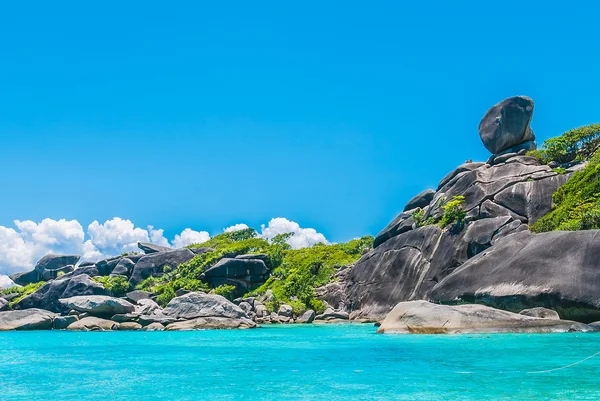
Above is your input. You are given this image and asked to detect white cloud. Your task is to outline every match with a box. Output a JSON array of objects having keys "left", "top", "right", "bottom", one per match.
[
  {"left": 172, "top": 228, "right": 210, "bottom": 248},
  {"left": 260, "top": 217, "right": 328, "bottom": 249},
  {"left": 0, "top": 275, "right": 16, "bottom": 289},
  {"left": 224, "top": 223, "right": 249, "bottom": 233},
  {"left": 0, "top": 216, "right": 326, "bottom": 276}
]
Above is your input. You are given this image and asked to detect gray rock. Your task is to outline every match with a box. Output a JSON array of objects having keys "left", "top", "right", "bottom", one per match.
[
  {"left": 493, "top": 174, "right": 571, "bottom": 224},
  {"left": 437, "top": 162, "right": 487, "bottom": 191},
  {"left": 519, "top": 307, "right": 560, "bottom": 320},
  {"left": 67, "top": 317, "right": 118, "bottom": 331},
  {"left": 138, "top": 242, "right": 172, "bottom": 254},
  {"left": 373, "top": 209, "right": 416, "bottom": 249},
  {"left": 189, "top": 247, "right": 215, "bottom": 255},
  {"left": 254, "top": 304, "right": 267, "bottom": 318},
  {"left": 53, "top": 315, "right": 78, "bottom": 330},
  {"left": 9, "top": 270, "right": 42, "bottom": 287},
  {"left": 479, "top": 96, "right": 536, "bottom": 155},
  {"left": 135, "top": 298, "right": 160, "bottom": 315},
  {"left": 129, "top": 248, "right": 195, "bottom": 288},
  {"left": 296, "top": 310, "right": 315, "bottom": 324},
  {"left": 0, "top": 309, "right": 56, "bottom": 331},
  {"left": 377, "top": 301, "right": 590, "bottom": 334},
  {"left": 59, "top": 295, "right": 135, "bottom": 316},
  {"left": 404, "top": 189, "right": 435, "bottom": 211},
  {"left": 60, "top": 264, "right": 100, "bottom": 279},
  {"left": 259, "top": 289, "right": 274, "bottom": 303},
  {"left": 34, "top": 254, "right": 80, "bottom": 272},
  {"left": 235, "top": 254, "right": 270, "bottom": 262},
  {"left": 166, "top": 316, "right": 257, "bottom": 330},
  {"left": 141, "top": 322, "right": 165, "bottom": 331},
  {"left": 117, "top": 322, "right": 142, "bottom": 331},
  {"left": 315, "top": 308, "right": 349, "bottom": 321},
  {"left": 163, "top": 292, "right": 248, "bottom": 320},
  {"left": 238, "top": 302, "right": 253, "bottom": 315},
  {"left": 138, "top": 314, "right": 178, "bottom": 326},
  {"left": 111, "top": 313, "right": 139, "bottom": 323},
  {"left": 40, "top": 265, "right": 75, "bottom": 281},
  {"left": 277, "top": 304, "right": 293, "bottom": 318},
  {"left": 202, "top": 258, "right": 270, "bottom": 298},
  {"left": 431, "top": 230, "right": 600, "bottom": 322},
  {"left": 95, "top": 256, "right": 123, "bottom": 276},
  {"left": 126, "top": 290, "right": 152, "bottom": 303},
  {"left": 111, "top": 258, "right": 135, "bottom": 276},
  {"left": 0, "top": 298, "right": 8, "bottom": 311},
  {"left": 15, "top": 274, "right": 108, "bottom": 313}
]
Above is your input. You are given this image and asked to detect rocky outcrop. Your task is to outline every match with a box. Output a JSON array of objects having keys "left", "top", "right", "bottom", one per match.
[
  {"left": 430, "top": 230, "right": 600, "bottom": 322},
  {"left": 59, "top": 295, "right": 135, "bottom": 316},
  {"left": 166, "top": 316, "right": 256, "bottom": 330},
  {"left": 201, "top": 258, "right": 269, "bottom": 298},
  {"left": 138, "top": 242, "right": 172, "bottom": 254},
  {"left": 53, "top": 315, "right": 78, "bottom": 329},
  {"left": 377, "top": 301, "right": 590, "bottom": 334},
  {"left": 478, "top": 96, "right": 536, "bottom": 155},
  {"left": 163, "top": 292, "right": 248, "bottom": 320},
  {"left": 0, "top": 298, "right": 8, "bottom": 312},
  {"left": 0, "top": 309, "right": 56, "bottom": 331},
  {"left": 141, "top": 322, "right": 165, "bottom": 331},
  {"left": 403, "top": 189, "right": 435, "bottom": 212},
  {"left": 519, "top": 307, "right": 560, "bottom": 320},
  {"left": 66, "top": 317, "right": 118, "bottom": 331},
  {"left": 126, "top": 290, "right": 152, "bottom": 303},
  {"left": 296, "top": 310, "right": 316, "bottom": 323},
  {"left": 9, "top": 254, "right": 80, "bottom": 286},
  {"left": 15, "top": 274, "right": 108, "bottom": 313},
  {"left": 129, "top": 248, "right": 195, "bottom": 288},
  {"left": 111, "top": 258, "right": 135, "bottom": 276}
]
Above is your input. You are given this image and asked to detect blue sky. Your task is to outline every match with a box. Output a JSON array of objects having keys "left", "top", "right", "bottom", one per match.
[{"left": 0, "top": 1, "right": 599, "bottom": 270}]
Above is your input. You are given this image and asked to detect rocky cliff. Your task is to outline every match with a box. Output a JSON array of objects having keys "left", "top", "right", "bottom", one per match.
[{"left": 318, "top": 96, "right": 600, "bottom": 322}]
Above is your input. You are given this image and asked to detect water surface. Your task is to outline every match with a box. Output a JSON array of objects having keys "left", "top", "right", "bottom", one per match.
[{"left": 1, "top": 324, "right": 599, "bottom": 400}]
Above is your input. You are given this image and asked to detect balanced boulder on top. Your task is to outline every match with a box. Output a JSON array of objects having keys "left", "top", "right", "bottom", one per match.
[{"left": 479, "top": 96, "right": 536, "bottom": 155}]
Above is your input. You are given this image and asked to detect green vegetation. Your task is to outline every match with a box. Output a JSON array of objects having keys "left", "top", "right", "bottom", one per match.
[
  {"left": 531, "top": 149, "right": 600, "bottom": 232},
  {"left": 527, "top": 124, "right": 600, "bottom": 164},
  {"left": 249, "top": 236, "right": 373, "bottom": 315},
  {"left": 211, "top": 284, "right": 237, "bottom": 301},
  {"left": 1, "top": 282, "right": 45, "bottom": 307},
  {"left": 93, "top": 276, "right": 129, "bottom": 297},
  {"left": 438, "top": 195, "right": 466, "bottom": 231}
]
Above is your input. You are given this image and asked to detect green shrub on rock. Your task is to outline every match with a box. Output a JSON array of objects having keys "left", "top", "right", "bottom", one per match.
[
  {"left": 531, "top": 150, "right": 600, "bottom": 232},
  {"left": 93, "top": 276, "right": 129, "bottom": 297},
  {"left": 526, "top": 124, "right": 600, "bottom": 164},
  {"left": 438, "top": 196, "right": 466, "bottom": 231},
  {"left": 211, "top": 284, "right": 237, "bottom": 301},
  {"left": 1, "top": 282, "right": 45, "bottom": 307}
]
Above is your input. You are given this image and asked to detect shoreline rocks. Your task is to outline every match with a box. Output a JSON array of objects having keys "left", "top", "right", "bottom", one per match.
[{"left": 377, "top": 301, "right": 591, "bottom": 334}]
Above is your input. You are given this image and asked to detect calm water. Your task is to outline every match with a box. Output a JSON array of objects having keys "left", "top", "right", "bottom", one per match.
[{"left": 1, "top": 324, "right": 599, "bottom": 400}]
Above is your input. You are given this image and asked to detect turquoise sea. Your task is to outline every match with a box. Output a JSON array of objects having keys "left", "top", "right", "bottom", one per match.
[{"left": 1, "top": 324, "right": 599, "bottom": 400}]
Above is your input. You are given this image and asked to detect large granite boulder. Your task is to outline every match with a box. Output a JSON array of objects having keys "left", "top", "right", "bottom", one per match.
[
  {"left": 0, "top": 309, "right": 56, "bottom": 331},
  {"left": 403, "top": 189, "right": 435, "bottom": 212},
  {"left": 478, "top": 96, "right": 536, "bottom": 155},
  {"left": 110, "top": 258, "right": 135, "bottom": 277},
  {"left": 430, "top": 230, "right": 600, "bottom": 322},
  {"left": 0, "top": 298, "right": 8, "bottom": 311},
  {"left": 66, "top": 316, "right": 118, "bottom": 331},
  {"left": 201, "top": 258, "right": 269, "bottom": 297},
  {"left": 377, "top": 301, "right": 590, "bottom": 334},
  {"left": 129, "top": 248, "right": 195, "bottom": 288},
  {"left": 9, "top": 254, "right": 80, "bottom": 285},
  {"left": 163, "top": 292, "right": 248, "bottom": 320},
  {"left": 15, "top": 274, "right": 108, "bottom": 313},
  {"left": 166, "top": 316, "right": 256, "bottom": 330},
  {"left": 59, "top": 295, "right": 135, "bottom": 316},
  {"left": 138, "top": 242, "right": 172, "bottom": 254}
]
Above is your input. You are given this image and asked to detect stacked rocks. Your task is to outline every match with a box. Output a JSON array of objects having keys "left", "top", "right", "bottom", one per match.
[{"left": 479, "top": 96, "right": 537, "bottom": 158}]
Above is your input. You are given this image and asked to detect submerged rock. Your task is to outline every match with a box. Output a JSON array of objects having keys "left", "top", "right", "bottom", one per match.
[{"left": 377, "top": 301, "right": 590, "bottom": 334}]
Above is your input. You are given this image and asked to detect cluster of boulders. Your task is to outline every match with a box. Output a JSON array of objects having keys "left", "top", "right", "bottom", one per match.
[
  {"left": 0, "top": 291, "right": 256, "bottom": 331},
  {"left": 231, "top": 289, "right": 349, "bottom": 325},
  {"left": 316, "top": 96, "right": 600, "bottom": 333}
]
